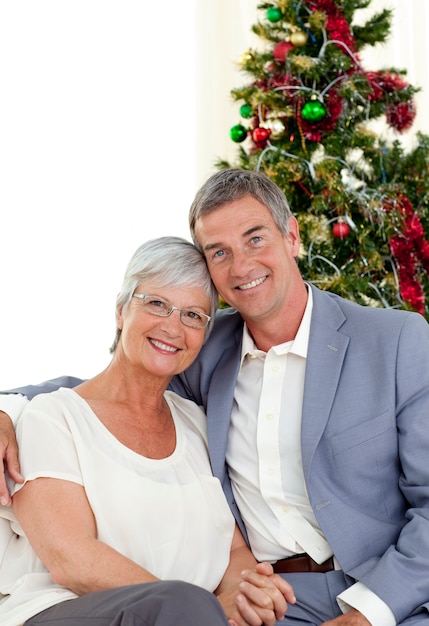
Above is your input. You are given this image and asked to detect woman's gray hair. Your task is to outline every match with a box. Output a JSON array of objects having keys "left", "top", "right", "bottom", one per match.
[
  {"left": 110, "top": 236, "right": 218, "bottom": 352},
  {"left": 189, "top": 168, "right": 293, "bottom": 251}
]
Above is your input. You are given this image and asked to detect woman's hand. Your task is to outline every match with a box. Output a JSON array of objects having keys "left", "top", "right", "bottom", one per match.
[
  {"left": 218, "top": 561, "right": 295, "bottom": 626},
  {"left": 0, "top": 411, "right": 23, "bottom": 506},
  {"left": 216, "top": 524, "right": 295, "bottom": 626}
]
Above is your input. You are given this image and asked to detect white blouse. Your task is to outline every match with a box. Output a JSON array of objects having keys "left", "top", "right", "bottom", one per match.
[{"left": 0, "top": 388, "right": 235, "bottom": 626}]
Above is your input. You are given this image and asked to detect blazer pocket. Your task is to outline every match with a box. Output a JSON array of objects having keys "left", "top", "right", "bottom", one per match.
[
  {"left": 329, "top": 408, "right": 395, "bottom": 456},
  {"left": 327, "top": 409, "right": 400, "bottom": 518}
]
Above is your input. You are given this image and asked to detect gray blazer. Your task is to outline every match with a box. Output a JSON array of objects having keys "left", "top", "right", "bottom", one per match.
[
  {"left": 7, "top": 285, "right": 429, "bottom": 621},
  {"left": 170, "top": 284, "right": 429, "bottom": 622}
]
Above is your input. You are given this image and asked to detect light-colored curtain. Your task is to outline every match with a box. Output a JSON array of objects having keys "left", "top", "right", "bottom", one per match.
[{"left": 195, "top": 0, "right": 429, "bottom": 185}]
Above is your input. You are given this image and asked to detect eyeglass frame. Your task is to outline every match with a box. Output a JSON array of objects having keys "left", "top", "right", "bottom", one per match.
[{"left": 132, "top": 293, "right": 212, "bottom": 329}]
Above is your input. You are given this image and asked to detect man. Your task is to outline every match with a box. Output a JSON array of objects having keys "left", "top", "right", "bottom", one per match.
[{"left": 1, "top": 169, "right": 429, "bottom": 625}]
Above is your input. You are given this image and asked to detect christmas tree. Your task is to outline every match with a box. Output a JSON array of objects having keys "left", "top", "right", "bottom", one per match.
[{"left": 217, "top": 0, "right": 429, "bottom": 318}]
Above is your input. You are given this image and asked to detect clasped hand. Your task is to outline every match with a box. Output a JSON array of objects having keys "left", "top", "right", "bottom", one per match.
[
  {"left": 0, "top": 411, "right": 23, "bottom": 506},
  {"left": 220, "top": 562, "right": 295, "bottom": 626}
]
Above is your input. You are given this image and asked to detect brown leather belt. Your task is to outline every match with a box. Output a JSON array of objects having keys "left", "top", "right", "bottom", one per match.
[{"left": 273, "top": 553, "right": 335, "bottom": 574}]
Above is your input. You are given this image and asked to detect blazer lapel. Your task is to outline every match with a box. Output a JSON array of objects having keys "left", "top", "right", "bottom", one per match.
[
  {"left": 206, "top": 342, "right": 241, "bottom": 479},
  {"left": 301, "top": 288, "right": 349, "bottom": 475}
]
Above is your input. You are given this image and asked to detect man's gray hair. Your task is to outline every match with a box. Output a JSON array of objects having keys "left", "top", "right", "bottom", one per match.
[{"left": 189, "top": 168, "right": 293, "bottom": 250}]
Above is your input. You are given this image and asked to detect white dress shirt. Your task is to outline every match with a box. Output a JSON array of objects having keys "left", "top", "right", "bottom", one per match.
[{"left": 226, "top": 287, "right": 396, "bottom": 626}]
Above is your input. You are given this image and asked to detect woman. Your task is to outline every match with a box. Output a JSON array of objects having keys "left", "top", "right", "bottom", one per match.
[{"left": 0, "top": 237, "right": 294, "bottom": 626}]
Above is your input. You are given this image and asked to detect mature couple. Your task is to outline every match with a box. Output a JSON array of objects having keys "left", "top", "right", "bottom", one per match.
[{"left": 1, "top": 168, "right": 429, "bottom": 626}]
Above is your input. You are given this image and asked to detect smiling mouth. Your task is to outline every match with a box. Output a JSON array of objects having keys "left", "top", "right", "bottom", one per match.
[
  {"left": 236, "top": 276, "right": 267, "bottom": 291},
  {"left": 150, "top": 339, "right": 179, "bottom": 353}
]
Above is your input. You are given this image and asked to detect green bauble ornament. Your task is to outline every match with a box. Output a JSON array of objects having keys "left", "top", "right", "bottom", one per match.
[
  {"left": 266, "top": 7, "right": 282, "bottom": 23},
  {"left": 230, "top": 124, "right": 248, "bottom": 143},
  {"left": 240, "top": 103, "right": 253, "bottom": 119},
  {"left": 301, "top": 100, "right": 327, "bottom": 122}
]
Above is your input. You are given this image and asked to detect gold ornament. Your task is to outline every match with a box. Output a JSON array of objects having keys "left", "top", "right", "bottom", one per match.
[
  {"left": 291, "top": 55, "right": 316, "bottom": 71},
  {"left": 290, "top": 30, "right": 308, "bottom": 47},
  {"left": 239, "top": 50, "right": 254, "bottom": 65},
  {"left": 308, "top": 10, "right": 327, "bottom": 31}
]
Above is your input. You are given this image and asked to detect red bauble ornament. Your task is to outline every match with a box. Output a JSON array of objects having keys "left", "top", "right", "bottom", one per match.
[
  {"left": 273, "top": 41, "right": 294, "bottom": 62},
  {"left": 252, "top": 127, "right": 271, "bottom": 144},
  {"left": 332, "top": 221, "right": 351, "bottom": 239}
]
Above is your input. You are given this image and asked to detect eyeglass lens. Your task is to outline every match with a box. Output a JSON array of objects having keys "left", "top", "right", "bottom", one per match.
[{"left": 139, "top": 296, "right": 209, "bottom": 329}]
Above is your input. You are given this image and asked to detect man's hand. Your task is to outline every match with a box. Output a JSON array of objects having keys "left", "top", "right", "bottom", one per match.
[
  {"left": 322, "top": 609, "right": 371, "bottom": 626},
  {"left": 220, "top": 561, "right": 295, "bottom": 626},
  {"left": 0, "top": 410, "right": 23, "bottom": 506}
]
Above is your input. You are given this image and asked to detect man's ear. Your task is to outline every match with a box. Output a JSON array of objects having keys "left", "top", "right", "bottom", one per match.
[{"left": 286, "top": 216, "right": 301, "bottom": 257}]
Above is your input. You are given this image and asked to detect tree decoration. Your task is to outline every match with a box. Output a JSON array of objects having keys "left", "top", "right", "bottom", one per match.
[
  {"left": 312, "top": 0, "right": 356, "bottom": 52},
  {"left": 264, "top": 117, "right": 286, "bottom": 138},
  {"left": 384, "top": 195, "right": 429, "bottom": 314},
  {"left": 266, "top": 6, "right": 282, "bottom": 23},
  {"left": 252, "top": 126, "right": 271, "bottom": 147},
  {"left": 220, "top": 0, "right": 429, "bottom": 318},
  {"left": 273, "top": 41, "right": 294, "bottom": 63},
  {"left": 230, "top": 124, "right": 248, "bottom": 143},
  {"left": 301, "top": 98, "right": 327, "bottom": 122},
  {"left": 240, "top": 103, "right": 253, "bottom": 119},
  {"left": 332, "top": 220, "right": 351, "bottom": 239},
  {"left": 298, "top": 90, "right": 343, "bottom": 139},
  {"left": 290, "top": 29, "right": 308, "bottom": 47},
  {"left": 386, "top": 101, "right": 417, "bottom": 132},
  {"left": 239, "top": 51, "right": 255, "bottom": 66}
]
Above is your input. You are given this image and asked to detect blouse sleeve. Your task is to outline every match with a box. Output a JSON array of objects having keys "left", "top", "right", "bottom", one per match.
[{"left": 13, "top": 391, "right": 84, "bottom": 495}]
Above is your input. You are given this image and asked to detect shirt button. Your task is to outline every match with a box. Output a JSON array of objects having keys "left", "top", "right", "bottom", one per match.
[
  {"left": 272, "top": 365, "right": 279, "bottom": 372},
  {"left": 266, "top": 413, "right": 273, "bottom": 420},
  {"left": 268, "top": 468, "right": 275, "bottom": 476}
]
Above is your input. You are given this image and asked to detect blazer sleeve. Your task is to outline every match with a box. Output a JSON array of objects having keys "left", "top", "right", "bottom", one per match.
[
  {"left": 353, "top": 312, "right": 429, "bottom": 621},
  {"left": 1, "top": 375, "right": 84, "bottom": 400}
]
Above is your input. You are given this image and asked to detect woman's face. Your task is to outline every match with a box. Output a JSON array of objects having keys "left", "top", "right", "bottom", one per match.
[{"left": 117, "top": 282, "right": 211, "bottom": 380}]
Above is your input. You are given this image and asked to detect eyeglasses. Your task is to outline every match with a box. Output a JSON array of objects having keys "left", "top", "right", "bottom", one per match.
[{"left": 132, "top": 293, "right": 211, "bottom": 330}]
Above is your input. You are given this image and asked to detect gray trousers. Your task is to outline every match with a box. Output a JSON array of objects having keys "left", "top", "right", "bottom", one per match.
[
  {"left": 276, "top": 572, "right": 429, "bottom": 625},
  {"left": 25, "top": 580, "right": 230, "bottom": 626}
]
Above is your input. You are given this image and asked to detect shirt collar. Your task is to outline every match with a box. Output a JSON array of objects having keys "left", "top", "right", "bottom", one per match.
[{"left": 240, "top": 284, "right": 313, "bottom": 362}]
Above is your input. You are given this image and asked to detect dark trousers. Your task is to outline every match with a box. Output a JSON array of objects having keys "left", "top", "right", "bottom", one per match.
[{"left": 25, "top": 580, "right": 230, "bottom": 626}]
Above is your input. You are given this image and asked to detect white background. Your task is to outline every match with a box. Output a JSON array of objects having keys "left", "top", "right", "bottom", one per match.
[
  {"left": 1, "top": 2, "right": 198, "bottom": 387},
  {"left": 1, "top": 1, "right": 429, "bottom": 389}
]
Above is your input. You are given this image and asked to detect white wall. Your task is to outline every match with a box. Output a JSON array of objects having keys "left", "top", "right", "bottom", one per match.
[
  {"left": 194, "top": 0, "right": 260, "bottom": 185},
  {"left": 357, "top": 0, "right": 429, "bottom": 146},
  {"left": 1, "top": 1, "right": 429, "bottom": 389},
  {"left": 0, "top": 1, "right": 197, "bottom": 388}
]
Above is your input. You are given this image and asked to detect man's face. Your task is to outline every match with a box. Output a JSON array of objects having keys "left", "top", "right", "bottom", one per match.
[{"left": 194, "top": 195, "right": 302, "bottom": 325}]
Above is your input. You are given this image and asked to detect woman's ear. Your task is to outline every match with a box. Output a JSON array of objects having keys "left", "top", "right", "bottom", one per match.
[{"left": 116, "top": 306, "right": 124, "bottom": 330}]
